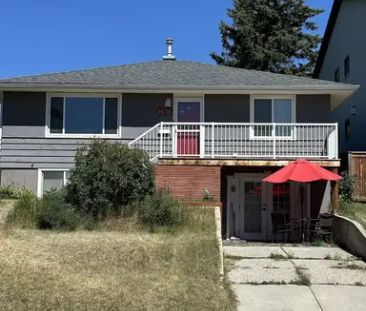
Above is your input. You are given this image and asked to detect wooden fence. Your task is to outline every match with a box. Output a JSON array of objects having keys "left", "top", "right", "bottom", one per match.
[{"left": 348, "top": 152, "right": 366, "bottom": 201}]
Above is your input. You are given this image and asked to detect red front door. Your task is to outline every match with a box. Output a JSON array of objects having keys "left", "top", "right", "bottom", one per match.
[{"left": 176, "top": 101, "right": 201, "bottom": 156}]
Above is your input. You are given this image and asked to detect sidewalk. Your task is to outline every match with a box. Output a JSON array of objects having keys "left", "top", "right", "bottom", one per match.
[{"left": 224, "top": 244, "right": 366, "bottom": 311}]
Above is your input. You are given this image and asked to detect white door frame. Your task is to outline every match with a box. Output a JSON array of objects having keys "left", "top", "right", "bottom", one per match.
[{"left": 230, "top": 173, "right": 269, "bottom": 241}]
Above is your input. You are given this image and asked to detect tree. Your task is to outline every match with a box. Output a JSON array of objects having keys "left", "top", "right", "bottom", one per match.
[{"left": 211, "top": 0, "right": 323, "bottom": 76}]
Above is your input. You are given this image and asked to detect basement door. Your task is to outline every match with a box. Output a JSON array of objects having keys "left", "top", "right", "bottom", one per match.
[{"left": 227, "top": 174, "right": 268, "bottom": 240}]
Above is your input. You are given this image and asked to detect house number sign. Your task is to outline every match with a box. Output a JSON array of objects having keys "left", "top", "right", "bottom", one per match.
[{"left": 157, "top": 107, "right": 172, "bottom": 116}]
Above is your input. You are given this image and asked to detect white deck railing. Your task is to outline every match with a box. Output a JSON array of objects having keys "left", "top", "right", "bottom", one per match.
[{"left": 128, "top": 122, "right": 338, "bottom": 161}]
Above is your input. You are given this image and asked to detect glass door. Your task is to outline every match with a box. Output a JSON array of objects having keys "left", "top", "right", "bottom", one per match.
[{"left": 239, "top": 180, "right": 267, "bottom": 240}]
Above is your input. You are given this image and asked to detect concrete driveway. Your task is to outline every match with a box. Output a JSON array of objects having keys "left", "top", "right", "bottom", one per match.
[{"left": 224, "top": 243, "right": 366, "bottom": 311}]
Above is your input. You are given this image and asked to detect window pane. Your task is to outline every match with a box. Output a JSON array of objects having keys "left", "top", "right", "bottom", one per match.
[
  {"left": 344, "top": 56, "right": 350, "bottom": 77},
  {"left": 65, "top": 97, "right": 103, "bottom": 134},
  {"left": 43, "top": 171, "right": 64, "bottom": 194},
  {"left": 177, "top": 102, "right": 200, "bottom": 122},
  {"left": 254, "top": 99, "right": 271, "bottom": 136},
  {"left": 273, "top": 99, "right": 292, "bottom": 123},
  {"left": 50, "top": 97, "right": 63, "bottom": 133},
  {"left": 254, "top": 99, "right": 272, "bottom": 123},
  {"left": 274, "top": 99, "right": 292, "bottom": 136},
  {"left": 105, "top": 98, "right": 118, "bottom": 134}
]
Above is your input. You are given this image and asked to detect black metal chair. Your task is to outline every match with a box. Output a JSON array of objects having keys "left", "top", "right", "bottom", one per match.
[
  {"left": 271, "top": 213, "right": 292, "bottom": 243},
  {"left": 307, "top": 213, "right": 334, "bottom": 243}
]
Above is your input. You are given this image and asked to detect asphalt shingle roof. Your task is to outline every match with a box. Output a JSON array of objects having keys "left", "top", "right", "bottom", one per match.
[{"left": 0, "top": 60, "right": 352, "bottom": 89}]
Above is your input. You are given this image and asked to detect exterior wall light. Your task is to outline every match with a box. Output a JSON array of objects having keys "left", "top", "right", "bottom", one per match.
[
  {"left": 165, "top": 97, "right": 172, "bottom": 108},
  {"left": 350, "top": 105, "right": 357, "bottom": 116}
]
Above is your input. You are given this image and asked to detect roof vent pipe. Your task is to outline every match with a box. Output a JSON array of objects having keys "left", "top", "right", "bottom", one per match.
[{"left": 163, "top": 38, "right": 176, "bottom": 60}]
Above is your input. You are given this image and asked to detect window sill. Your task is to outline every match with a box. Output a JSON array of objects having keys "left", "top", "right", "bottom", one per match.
[{"left": 45, "top": 133, "right": 121, "bottom": 139}]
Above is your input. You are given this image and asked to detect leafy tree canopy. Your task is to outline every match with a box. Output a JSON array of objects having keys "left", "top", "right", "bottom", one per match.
[{"left": 211, "top": 0, "right": 323, "bottom": 76}]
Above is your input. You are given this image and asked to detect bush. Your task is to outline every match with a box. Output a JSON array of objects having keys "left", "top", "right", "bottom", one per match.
[
  {"left": 6, "top": 192, "right": 41, "bottom": 228},
  {"left": 134, "top": 190, "right": 186, "bottom": 227},
  {"left": 339, "top": 171, "right": 355, "bottom": 203},
  {"left": 0, "top": 185, "right": 24, "bottom": 200},
  {"left": 66, "top": 141, "right": 154, "bottom": 220},
  {"left": 36, "top": 190, "right": 81, "bottom": 231}
]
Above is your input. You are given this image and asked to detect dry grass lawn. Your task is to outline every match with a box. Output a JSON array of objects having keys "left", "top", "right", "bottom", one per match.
[
  {"left": 0, "top": 206, "right": 235, "bottom": 310},
  {"left": 338, "top": 202, "right": 366, "bottom": 230}
]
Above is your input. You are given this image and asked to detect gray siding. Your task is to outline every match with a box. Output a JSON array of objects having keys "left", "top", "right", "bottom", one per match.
[
  {"left": 122, "top": 93, "right": 173, "bottom": 138},
  {"left": 296, "top": 95, "right": 331, "bottom": 123},
  {"left": 0, "top": 138, "right": 130, "bottom": 169},
  {"left": 318, "top": 0, "right": 366, "bottom": 152},
  {"left": 205, "top": 95, "right": 250, "bottom": 122},
  {"left": 1, "top": 169, "right": 38, "bottom": 193}
]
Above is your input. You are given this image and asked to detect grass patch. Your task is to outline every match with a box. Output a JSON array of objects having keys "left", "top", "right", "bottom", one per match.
[
  {"left": 354, "top": 282, "right": 364, "bottom": 286},
  {"left": 0, "top": 206, "right": 235, "bottom": 310},
  {"left": 331, "top": 262, "right": 366, "bottom": 271},
  {"left": 268, "top": 253, "right": 288, "bottom": 260},
  {"left": 324, "top": 254, "right": 343, "bottom": 261},
  {"left": 247, "top": 281, "right": 287, "bottom": 285},
  {"left": 292, "top": 266, "right": 311, "bottom": 286},
  {"left": 338, "top": 202, "right": 366, "bottom": 230}
]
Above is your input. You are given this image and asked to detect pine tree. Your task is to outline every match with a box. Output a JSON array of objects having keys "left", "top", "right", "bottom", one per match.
[{"left": 211, "top": 0, "right": 323, "bottom": 76}]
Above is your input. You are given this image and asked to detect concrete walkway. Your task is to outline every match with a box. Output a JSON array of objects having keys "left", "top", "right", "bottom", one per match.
[{"left": 224, "top": 243, "right": 366, "bottom": 311}]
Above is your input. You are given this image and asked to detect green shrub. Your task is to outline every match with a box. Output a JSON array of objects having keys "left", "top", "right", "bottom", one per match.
[
  {"left": 36, "top": 190, "right": 81, "bottom": 231},
  {"left": 134, "top": 190, "right": 186, "bottom": 227},
  {"left": 0, "top": 185, "right": 24, "bottom": 200},
  {"left": 5, "top": 192, "right": 41, "bottom": 228},
  {"left": 66, "top": 140, "right": 154, "bottom": 220},
  {"left": 339, "top": 171, "right": 355, "bottom": 203}
]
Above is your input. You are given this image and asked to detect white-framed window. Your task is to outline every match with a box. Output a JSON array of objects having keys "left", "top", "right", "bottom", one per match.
[
  {"left": 37, "top": 169, "right": 70, "bottom": 197},
  {"left": 46, "top": 93, "right": 122, "bottom": 138},
  {"left": 250, "top": 95, "right": 296, "bottom": 139}
]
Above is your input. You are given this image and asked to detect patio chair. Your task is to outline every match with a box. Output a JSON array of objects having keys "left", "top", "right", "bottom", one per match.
[
  {"left": 307, "top": 213, "right": 334, "bottom": 243},
  {"left": 271, "top": 213, "right": 292, "bottom": 243}
]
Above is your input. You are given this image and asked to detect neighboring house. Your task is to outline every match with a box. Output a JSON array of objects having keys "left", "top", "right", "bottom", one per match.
[
  {"left": 314, "top": 0, "right": 365, "bottom": 153},
  {"left": 0, "top": 40, "right": 358, "bottom": 240}
]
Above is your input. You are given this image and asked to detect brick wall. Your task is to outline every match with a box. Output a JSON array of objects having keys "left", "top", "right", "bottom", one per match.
[{"left": 155, "top": 165, "right": 221, "bottom": 201}]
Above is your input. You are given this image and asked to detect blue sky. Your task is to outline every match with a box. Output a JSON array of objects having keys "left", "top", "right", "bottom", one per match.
[{"left": 0, "top": 0, "right": 333, "bottom": 78}]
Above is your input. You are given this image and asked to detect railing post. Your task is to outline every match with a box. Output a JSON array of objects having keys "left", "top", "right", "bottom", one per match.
[
  {"left": 159, "top": 122, "right": 163, "bottom": 158},
  {"left": 172, "top": 124, "right": 177, "bottom": 158},
  {"left": 327, "top": 123, "right": 338, "bottom": 159},
  {"left": 200, "top": 124, "right": 205, "bottom": 158},
  {"left": 272, "top": 123, "right": 276, "bottom": 159},
  {"left": 211, "top": 123, "right": 215, "bottom": 158}
]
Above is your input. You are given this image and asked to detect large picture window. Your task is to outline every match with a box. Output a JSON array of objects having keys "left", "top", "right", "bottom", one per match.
[
  {"left": 48, "top": 94, "right": 120, "bottom": 137},
  {"left": 251, "top": 96, "right": 295, "bottom": 138}
]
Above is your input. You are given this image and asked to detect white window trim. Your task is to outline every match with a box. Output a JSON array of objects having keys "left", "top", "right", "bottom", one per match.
[
  {"left": 249, "top": 95, "right": 296, "bottom": 140},
  {"left": 173, "top": 96, "right": 204, "bottom": 122},
  {"left": 46, "top": 93, "right": 122, "bottom": 139},
  {"left": 37, "top": 168, "right": 70, "bottom": 198}
]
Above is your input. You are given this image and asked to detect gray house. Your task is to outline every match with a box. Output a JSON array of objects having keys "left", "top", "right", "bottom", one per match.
[
  {"left": 0, "top": 41, "right": 358, "bottom": 240},
  {"left": 314, "top": 0, "right": 366, "bottom": 153}
]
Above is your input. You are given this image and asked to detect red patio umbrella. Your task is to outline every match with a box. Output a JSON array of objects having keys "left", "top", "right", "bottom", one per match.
[
  {"left": 263, "top": 159, "right": 342, "bottom": 184},
  {"left": 263, "top": 159, "right": 342, "bottom": 242}
]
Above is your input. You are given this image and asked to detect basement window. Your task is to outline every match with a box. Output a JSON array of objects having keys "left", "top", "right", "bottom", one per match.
[
  {"left": 47, "top": 94, "right": 121, "bottom": 137},
  {"left": 40, "top": 170, "right": 71, "bottom": 195}
]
